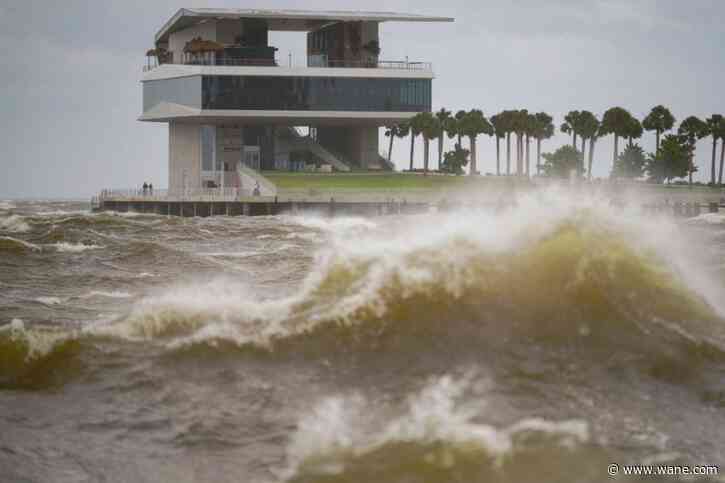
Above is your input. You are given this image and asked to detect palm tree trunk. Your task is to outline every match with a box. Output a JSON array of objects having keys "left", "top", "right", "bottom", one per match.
[
  {"left": 409, "top": 134, "right": 415, "bottom": 171},
  {"left": 718, "top": 139, "right": 725, "bottom": 185},
  {"left": 588, "top": 137, "right": 596, "bottom": 181},
  {"left": 517, "top": 134, "right": 522, "bottom": 175},
  {"left": 388, "top": 134, "right": 395, "bottom": 165},
  {"left": 469, "top": 136, "right": 477, "bottom": 176},
  {"left": 506, "top": 133, "right": 511, "bottom": 175},
  {"left": 711, "top": 137, "right": 718, "bottom": 185},
  {"left": 438, "top": 137, "right": 444, "bottom": 171},
  {"left": 423, "top": 137, "right": 430, "bottom": 174},
  {"left": 525, "top": 134, "right": 530, "bottom": 177},
  {"left": 613, "top": 134, "right": 619, "bottom": 167},
  {"left": 573, "top": 132, "right": 578, "bottom": 149},
  {"left": 655, "top": 129, "right": 661, "bottom": 154},
  {"left": 689, "top": 155, "right": 694, "bottom": 187},
  {"left": 496, "top": 137, "right": 500, "bottom": 176},
  {"left": 536, "top": 138, "right": 541, "bottom": 175},
  {"left": 581, "top": 138, "right": 587, "bottom": 177}
]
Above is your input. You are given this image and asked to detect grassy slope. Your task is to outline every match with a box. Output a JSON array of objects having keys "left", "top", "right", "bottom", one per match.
[{"left": 262, "top": 172, "right": 492, "bottom": 190}]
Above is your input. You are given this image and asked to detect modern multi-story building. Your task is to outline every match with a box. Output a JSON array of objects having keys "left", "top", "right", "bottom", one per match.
[{"left": 140, "top": 8, "right": 453, "bottom": 193}]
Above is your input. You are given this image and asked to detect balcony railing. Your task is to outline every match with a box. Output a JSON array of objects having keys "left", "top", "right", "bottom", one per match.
[{"left": 143, "top": 58, "right": 432, "bottom": 72}]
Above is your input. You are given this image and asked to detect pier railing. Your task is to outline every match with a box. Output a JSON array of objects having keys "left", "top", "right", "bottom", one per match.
[{"left": 95, "top": 188, "right": 264, "bottom": 203}]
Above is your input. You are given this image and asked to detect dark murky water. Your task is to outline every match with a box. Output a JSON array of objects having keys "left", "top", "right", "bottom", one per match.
[{"left": 2, "top": 193, "right": 725, "bottom": 482}]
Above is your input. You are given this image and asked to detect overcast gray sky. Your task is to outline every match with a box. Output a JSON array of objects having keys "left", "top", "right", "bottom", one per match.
[{"left": 1, "top": 0, "right": 724, "bottom": 198}]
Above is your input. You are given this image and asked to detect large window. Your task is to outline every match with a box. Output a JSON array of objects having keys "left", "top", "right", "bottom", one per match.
[
  {"left": 201, "top": 76, "right": 431, "bottom": 112},
  {"left": 200, "top": 125, "right": 216, "bottom": 172}
]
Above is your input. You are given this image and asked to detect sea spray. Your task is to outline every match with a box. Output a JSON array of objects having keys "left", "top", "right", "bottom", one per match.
[{"left": 283, "top": 375, "right": 592, "bottom": 482}]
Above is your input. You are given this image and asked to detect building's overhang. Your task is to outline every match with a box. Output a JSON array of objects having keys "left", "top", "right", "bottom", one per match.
[
  {"left": 139, "top": 107, "right": 419, "bottom": 126},
  {"left": 156, "top": 7, "right": 454, "bottom": 43},
  {"left": 142, "top": 64, "right": 434, "bottom": 82}
]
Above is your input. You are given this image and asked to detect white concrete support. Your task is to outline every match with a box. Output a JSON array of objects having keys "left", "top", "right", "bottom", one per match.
[{"left": 169, "top": 122, "right": 202, "bottom": 194}]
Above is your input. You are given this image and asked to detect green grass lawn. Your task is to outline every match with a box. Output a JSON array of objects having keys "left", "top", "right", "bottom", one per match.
[{"left": 262, "top": 172, "right": 496, "bottom": 190}]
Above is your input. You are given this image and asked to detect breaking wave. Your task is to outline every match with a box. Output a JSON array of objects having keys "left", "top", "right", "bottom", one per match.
[
  {"left": 94, "top": 191, "right": 725, "bottom": 372},
  {"left": 0, "top": 319, "right": 83, "bottom": 389},
  {"left": 0, "top": 214, "right": 30, "bottom": 233},
  {"left": 0, "top": 236, "right": 41, "bottom": 253},
  {"left": 12, "top": 191, "right": 725, "bottom": 388},
  {"left": 281, "top": 375, "right": 601, "bottom": 483}
]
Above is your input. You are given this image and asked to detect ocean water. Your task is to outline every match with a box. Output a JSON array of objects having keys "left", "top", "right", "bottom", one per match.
[{"left": 1, "top": 190, "right": 725, "bottom": 483}]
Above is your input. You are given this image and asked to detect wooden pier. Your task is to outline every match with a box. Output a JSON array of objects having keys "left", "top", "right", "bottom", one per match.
[{"left": 95, "top": 198, "right": 721, "bottom": 218}]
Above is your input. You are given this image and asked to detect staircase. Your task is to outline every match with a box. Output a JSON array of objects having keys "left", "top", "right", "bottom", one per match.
[{"left": 285, "top": 128, "right": 351, "bottom": 172}]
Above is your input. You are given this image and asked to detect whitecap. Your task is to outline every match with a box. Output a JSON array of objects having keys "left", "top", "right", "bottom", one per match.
[
  {"left": 82, "top": 290, "right": 133, "bottom": 299},
  {"left": 284, "top": 375, "right": 589, "bottom": 478},
  {"left": 0, "top": 215, "right": 30, "bottom": 233},
  {"left": 35, "top": 296, "right": 64, "bottom": 306},
  {"left": 47, "top": 242, "right": 104, "bottom": 253}
]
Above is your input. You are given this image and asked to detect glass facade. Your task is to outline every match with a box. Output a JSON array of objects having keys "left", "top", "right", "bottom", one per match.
[
  {"left": 143, "top": 76, "right": 201, "bottom": 112},
  {"left": 200, "top": 125, "right": 216, "bottom": 171},
  {"left": 201, "top": 76, "right": 431, "bottom": 112}
]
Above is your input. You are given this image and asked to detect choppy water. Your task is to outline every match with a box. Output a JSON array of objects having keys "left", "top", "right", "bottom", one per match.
[{"left": 2, "top": 191, "right": 725, "bottom": 483}]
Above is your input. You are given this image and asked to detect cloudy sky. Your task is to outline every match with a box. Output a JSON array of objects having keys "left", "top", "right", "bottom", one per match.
[{"left": 1, "top": 0, "right": 724, "bottom": 198}]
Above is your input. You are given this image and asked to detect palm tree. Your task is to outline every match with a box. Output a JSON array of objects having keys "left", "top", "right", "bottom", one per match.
[
  {"left": 524, "top": 112, "right": 538, "bottom": 177},
  {"left": 512, "top": 109, "right": 528, "bottom": 175},
  {"left": 561, "top": 110, "right": 581, "bottom": 148},
  {"left": 435, "top": 108, "right": 452, "bottom": 171},
  {"left": 532, "top": 112, "right": 554, "bottom": 176},
  {"left": 642, "top": 105, "right": 675, "bottom": 154},
  {"left": 601, "top": 107, "right": 634, "bottom": 170},
  {"left": 490, "top": 113, "right": 506, "bottom": 176},
  {"left": 453, "top": 110, "right": 467, "bottom": 146},
  {"left": 408, "top": 114, "right": 425, "bottom": 171},
  {"left": 577, "top": 111, "right": 600, "bottom": 180},
  {"left": 419, "top": 112, "right": 438, "bottom": 174},
  {"left": 384, "top": 124, "right": 408, "bottom": 166},
  {"left": 706, "top": 114, "right": 724, "bottom": 185},
  {"left": 459, "top": 109, "right": 493, "bottom": 176},
  {"left": 717, "top": 118, "right": 725, "bottom": 185},
  {"left": 623, "top": 116, "right": 643, "bottom": 147},
  {"left": 500, "top": 110, "right": 514, "bottom": 175},
  {"left": 678, "top": 116, "right": 708, "bottom": 187}
]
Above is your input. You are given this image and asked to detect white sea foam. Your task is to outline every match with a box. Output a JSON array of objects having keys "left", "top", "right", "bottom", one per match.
[
  {"left": 284, "top": 375, "right": 589, "bottom": 477},
  {"left": 82, "top": 290, "right": 133, "bottom": 299},
  {"left": 35, "top": 296, "right": 64, "bottom": 305},
  {"left": 288, "top": 215, "right": 378, "bottom": 232},
  {"left": 687, "top": 212, "right": 725, "bottom": 225},
  {"left": 35, "top": 210, "right": 90, "bottom": 217},
  {"left": 0, "top": 215, "right": 30, "bottom": 233},
  {"left": 0, "top": 318, "right": 74, "bottom": 360},
  {"left": 102, "top": 186, "right": 725, "bottom": 348},
  {"left": 48, "top": 242, "right": 104, "bottom": 253},
  {"left": 0, "top": 201, "right": 16, "bottom": 211}
]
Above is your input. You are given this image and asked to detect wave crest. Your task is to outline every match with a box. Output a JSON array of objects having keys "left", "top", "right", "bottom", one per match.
[
  {"left": 0, "top": 319, "right": 83, "bottom": 389},
  {"left": 283, "top": 375, "right": 597, "bottom": 483}
]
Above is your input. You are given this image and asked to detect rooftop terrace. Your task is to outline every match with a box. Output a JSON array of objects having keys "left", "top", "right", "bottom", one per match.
[{"left": 156, "top": 8, "right": 454, "bottom": 41}]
